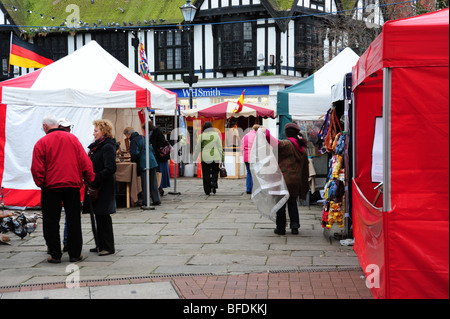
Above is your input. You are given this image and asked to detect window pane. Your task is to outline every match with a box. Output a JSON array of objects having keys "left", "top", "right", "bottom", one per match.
[
  {"left": 243, "top": 23, "right": 252, "bottom": 40},
  {"left": 167, "top": 48, "right": 173, "bottom": 69},
  {"left": 159, "top": 33, "right": 166, "bottom": 47},
  {"left": 175, "top": 48, "right": 181, "bottom": 69},
  {"left": 243, "top": 42, "right": 252, "bottom": 64},
  {"left": 223, "top": 24, "right": 232, "bottom": 41},
  {"left": 216, "top": 22, "right": 254, "bottom": 69},
  {"left": 175, "top": 32, "right": 181, "bottom": 45},
  {"left": 158, "top": 49, "right": 166, "bottom": 70}
]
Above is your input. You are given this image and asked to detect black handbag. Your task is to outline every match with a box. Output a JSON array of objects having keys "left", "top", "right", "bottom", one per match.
[
  {"left": 158, "top": 140, "right": 173, "bottom": 159},
  {"left": 219, "top": 163, "right": 227, "bottom": 178}
]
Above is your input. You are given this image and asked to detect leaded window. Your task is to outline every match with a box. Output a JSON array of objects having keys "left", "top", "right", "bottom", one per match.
[
  {"left": 92, "top": 31, "right": 128, "bottom": 66},
  {"left": 155, "top": 29, "right": 190, "bottom": 72},
  {"left": 215, "top": 22, "right": 255, "bottom": 70},
  {"left": 294, "top": 20, "right": 323, "bottom": 74},
  {"left": 33, "top": 34, "right": 68, "bottom": 62}
]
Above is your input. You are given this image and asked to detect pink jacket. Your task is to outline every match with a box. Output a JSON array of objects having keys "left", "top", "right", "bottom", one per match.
[{"left": 241, "top": 130, "right": 257, "bottom": 162}]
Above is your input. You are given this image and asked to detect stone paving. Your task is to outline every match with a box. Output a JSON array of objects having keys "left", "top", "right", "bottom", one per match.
[{"left": 0, "top": 177, "right": 372, "bottom": 299}]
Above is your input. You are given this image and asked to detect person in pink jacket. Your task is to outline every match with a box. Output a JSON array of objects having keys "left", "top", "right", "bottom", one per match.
[{"left": 241, "top": 124, "right": 260, "bottom": 194}]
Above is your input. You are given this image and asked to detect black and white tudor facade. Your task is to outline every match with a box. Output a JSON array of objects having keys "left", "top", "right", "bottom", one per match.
[{"left": 1, "top": 0, "right": 383, "bottom": 120}]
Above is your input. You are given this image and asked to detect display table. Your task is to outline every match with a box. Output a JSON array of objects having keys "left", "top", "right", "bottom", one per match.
[
  {"left": 115, "top": 162, "right": 141, "bottom": 208},
  {"left": 223, "top": 150, "right": 246, "bottom": 179}
]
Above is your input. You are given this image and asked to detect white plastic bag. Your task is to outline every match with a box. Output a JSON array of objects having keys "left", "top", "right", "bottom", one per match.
[{"left": 249, "top": 130, "right": 289, "bottom": 222}]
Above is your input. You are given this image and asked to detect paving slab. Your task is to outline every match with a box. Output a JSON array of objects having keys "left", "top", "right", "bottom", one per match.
[{"left": 0, "top": 282, "right": 179, "bottom": 299}]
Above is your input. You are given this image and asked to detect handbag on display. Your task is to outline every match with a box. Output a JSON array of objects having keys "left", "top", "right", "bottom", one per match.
[
  {"left": 219, "top": 163, "right": 227, "bottom": 178},
  {"left": 324, "top": 108, "right": 342, "bottom": 153}
]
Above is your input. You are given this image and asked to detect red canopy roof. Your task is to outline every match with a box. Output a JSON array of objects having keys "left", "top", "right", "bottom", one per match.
[{"left": 353, "top": 8, "right": 449, "bottom": 89}]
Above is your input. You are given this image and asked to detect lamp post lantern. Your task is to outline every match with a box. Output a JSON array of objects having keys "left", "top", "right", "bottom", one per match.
[{"left": 180, "top": 0, "right": 197, "bottom": 23}]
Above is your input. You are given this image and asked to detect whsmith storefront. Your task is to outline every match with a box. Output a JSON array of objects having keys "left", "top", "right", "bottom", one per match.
[{"left": 157, "top": 75, "right": 300, "bottom": 135}]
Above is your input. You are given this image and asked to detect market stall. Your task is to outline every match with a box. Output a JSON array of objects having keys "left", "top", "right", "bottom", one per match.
[
  {"left": 0, "top": 40, "right": 177, "bottom": 208},
  {"left": 320, "top": 73, "right": 353, "bottom": 241},
  {"left": 182, "top": 101, "right": 276, "bottom": 179},
  {"left": 351, "top": 9, "right": 449, "bottom": 299},
  {"left": 276, "top": 47, "right": 359, "bottom": 138}
]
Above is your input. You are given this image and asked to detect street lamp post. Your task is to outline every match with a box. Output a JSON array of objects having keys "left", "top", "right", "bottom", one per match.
[
  {"left": 180, "top": 0, "right": 198, "bottom": 106},
  {"left": 181, "top": 0, "right": 198, "bottom": 174}
]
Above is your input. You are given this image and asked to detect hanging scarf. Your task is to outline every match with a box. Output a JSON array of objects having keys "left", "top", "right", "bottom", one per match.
[
  {"left": 88, "top": 136, "right": 108, "bottom": 158},
  {"left": 287, "top": 137, "right": 304, "bottom": 154}
]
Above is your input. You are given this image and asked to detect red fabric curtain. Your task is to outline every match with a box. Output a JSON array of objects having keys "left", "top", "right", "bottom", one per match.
[
  {"left": 353, "top": 79, "right": 383, "bottom": 204},
  {"left": 385, "top": 66, "right": 449, "bottom": 299},
  {"left": 352, "top": 179, "right": 385, "bottom": 299}
]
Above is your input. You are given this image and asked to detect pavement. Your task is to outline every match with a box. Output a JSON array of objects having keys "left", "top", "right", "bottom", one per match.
[{"left": 0, "top": 177, "right": 373, "bottom": 300}]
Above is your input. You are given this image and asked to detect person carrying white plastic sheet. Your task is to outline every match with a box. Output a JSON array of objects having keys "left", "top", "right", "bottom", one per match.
[
  {"left": 250, "top": 123, "right": 309, "bottom": 235},
  {"left": 249, "top": 129, "right": 289, "bottom": 223}
]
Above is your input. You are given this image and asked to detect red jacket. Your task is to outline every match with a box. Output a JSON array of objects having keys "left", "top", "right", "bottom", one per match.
[{"left": 31, "top": 128, "right": 95, "bottom": 189}]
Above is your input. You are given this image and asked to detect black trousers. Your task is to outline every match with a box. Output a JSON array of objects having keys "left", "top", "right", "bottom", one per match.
[
  {"left": 41, "top": 187, "right": 82, "bottom": 260},
  {"left": 95, "top": 214, "right": 115, "bottom": 253},
  {"left": 201, "top": 161, "right": 220, "bottom": 195},
  {"left": 276, "top": 197, "right": 300, "bottom": 230}
]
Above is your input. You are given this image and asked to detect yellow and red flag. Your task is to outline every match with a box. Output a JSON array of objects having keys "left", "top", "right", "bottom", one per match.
[
  {"left": 9, "top": 34, "right": 54, "bottom": 69},
  {"left": 233, "top": 90, "right": 245, "bottom": 113}
]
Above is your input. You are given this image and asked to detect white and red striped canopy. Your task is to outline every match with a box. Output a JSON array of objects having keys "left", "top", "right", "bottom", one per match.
[
  {"left": 0, "top": 41, "right": 177, "bottom": 208},
  {"left": 0, "top": 40, "right": 177, "bottom": 109},
  {"left": 182, "top": 101, "right": 276, "bottom": 119}
]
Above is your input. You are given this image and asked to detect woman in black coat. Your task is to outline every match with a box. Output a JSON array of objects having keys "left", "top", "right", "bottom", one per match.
[{"left": 85, "top": 119, "right": 117, "bottom": 256}]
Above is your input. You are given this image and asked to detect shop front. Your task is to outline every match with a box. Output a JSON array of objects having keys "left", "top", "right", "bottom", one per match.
[{"left": 157, "top": 76, "right": 300, "bottom": 179}]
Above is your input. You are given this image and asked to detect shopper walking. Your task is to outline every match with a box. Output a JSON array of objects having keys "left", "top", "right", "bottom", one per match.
[
  {"left": 241, "top": 124, "right": 259, "bottom": 194},
  {"left": 146, "top": 121, "right": 170, "bottom": 196},
  {"left": 193, "top": 121, "right": 224, "bottom": 195},
  {"left": 123, "top": 126, "right": 144, "bottom": 205},
  {"left": 84, "top": 119, "right": 117, "bottom": 256},
  {"left": 263, "top": 123, "right": 309, "bottom": 235},
  {"left": 31, "top": 114, "right": 95, "bottom": 263},
  {"left": 124, "top": 126, "right": 160, "bottom": 206}
]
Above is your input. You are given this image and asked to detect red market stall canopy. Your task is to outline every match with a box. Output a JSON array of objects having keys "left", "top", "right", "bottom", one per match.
[
  {"left": 0, "top": 40, "right": 177, "bottom": 208},
  {"left": 351, "top": 8, "right": 449, "bottom": 299},
  {"left": 181, "top": 101, "right": 276, "bottom": 119}
]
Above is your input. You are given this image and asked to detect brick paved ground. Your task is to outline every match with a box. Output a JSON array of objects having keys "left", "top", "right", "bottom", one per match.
[{"left": 0, "top": 270, "right": 373, "bottom": 299}]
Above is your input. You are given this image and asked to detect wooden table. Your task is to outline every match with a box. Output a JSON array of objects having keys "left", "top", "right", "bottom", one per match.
[{"left": 115, "top": 162, "right": 141, "bottom": 208}]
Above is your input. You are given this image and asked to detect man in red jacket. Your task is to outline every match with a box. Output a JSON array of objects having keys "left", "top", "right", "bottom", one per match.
[{"left": 31, "top": 114, "right": 95, "bottom": 264}]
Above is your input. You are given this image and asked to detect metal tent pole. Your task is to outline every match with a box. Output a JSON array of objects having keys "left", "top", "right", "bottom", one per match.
[
  {"left": 141, "top": 107, "right": 155, "bottom": 210},
  {"left": 169, "top": 105, "right": 181, "bottom": 195}
]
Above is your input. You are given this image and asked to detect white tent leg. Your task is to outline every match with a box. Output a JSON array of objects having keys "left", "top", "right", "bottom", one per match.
[
  {"left": 169, "top": 105, "right": 181, "bottom": 195},
  {"left": 141, "top": 107, "right": 154, "bottom": 210}
]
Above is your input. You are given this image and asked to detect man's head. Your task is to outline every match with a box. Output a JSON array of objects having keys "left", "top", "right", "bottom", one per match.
[
  {"left": 42, "top": 115, "right": 59, "bottom": 134},
  {"left": 123, "top": 126, "right": 136, "bottom": 139}
]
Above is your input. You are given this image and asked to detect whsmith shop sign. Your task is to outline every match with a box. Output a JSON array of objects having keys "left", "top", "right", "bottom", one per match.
[{"left": 171, "top": 86, "right": 269, "bottom": 98}]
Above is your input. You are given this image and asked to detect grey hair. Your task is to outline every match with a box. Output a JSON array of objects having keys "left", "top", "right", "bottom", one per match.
[
  {"left": 123, "top": 126, "right": 136, "bottom": 135},
  {"left": 42, "top": 114, "right": 58, "bottom": 126}
]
